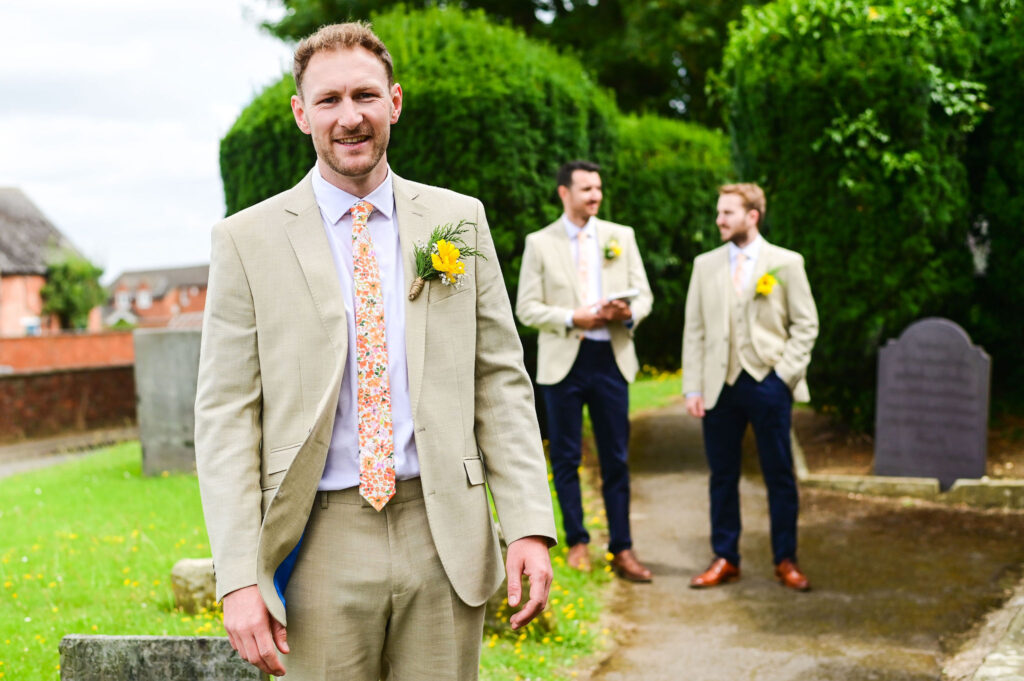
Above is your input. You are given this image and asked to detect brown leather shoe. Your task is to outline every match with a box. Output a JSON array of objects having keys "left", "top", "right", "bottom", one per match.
[
  {"left": 610, "top": 549, "right": 653, "bottom": 582},
  {"left": 774, "top": 559, "right": 810, "bottom": 591},
  {"left": 689, "top": 557, "right": 740, "bottom": 588},
  {"left": 566, "top": 543, "right": 591, "bottom": 572}
]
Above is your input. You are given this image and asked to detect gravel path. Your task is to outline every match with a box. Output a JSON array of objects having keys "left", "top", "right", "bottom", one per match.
[{"left": 584, "top": 401, "right": 1024, "bottom": 681}]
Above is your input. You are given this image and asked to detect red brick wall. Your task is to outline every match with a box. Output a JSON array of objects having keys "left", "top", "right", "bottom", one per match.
[
  {"left": 0, "top": 366, "right": 136, "bottom": 442},
  {"left": 0, "top": 331, "right": 134, "bottom": 372}
]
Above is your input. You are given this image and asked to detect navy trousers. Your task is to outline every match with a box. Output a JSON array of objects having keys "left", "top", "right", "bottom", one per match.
[
  {"left": 702, "top": 370, "right": 798, "bottom": 566},
  {"left": 541, "top": 340, "right": 632, "bottom": 554}
]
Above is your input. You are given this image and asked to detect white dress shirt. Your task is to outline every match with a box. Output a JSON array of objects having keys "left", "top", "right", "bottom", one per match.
[
  {"left": 562, "top": 215, "right": 611, "bottom": 342},
  {"left": 311, "top": 166, "right": 420, "bottom": 490},
  {"left": 728, "top": 234, "right": 763, "bottom": 294}
]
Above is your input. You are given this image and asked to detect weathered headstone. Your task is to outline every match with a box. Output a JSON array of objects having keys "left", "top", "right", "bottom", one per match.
[
  {"left": 874, "top": 318, "right": 990, "bottom": 489},
  {"left": 171, "top": 558, "right": 216, "bottom": 614},
  {"left": 59, "top": 635, "right": 267, "bottom": 680},
  {"left": 133, "top": 329, "right": 201, "bottom": 476}
]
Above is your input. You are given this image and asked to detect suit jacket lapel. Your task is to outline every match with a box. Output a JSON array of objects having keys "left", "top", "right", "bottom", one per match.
[
  {"left": 716, "top": 246, "right": 732, "bottom": 337},
  {"left": 282, "top": 172, "right": 348, "bottom": 355},
  {"left": 548, "top": 221, "right": 584, "bottom": 304},
  {"left": 393, "top": 175, "right": 432, "bottom": 419},
  {"left": 749, "top": 239, "right": 772, "bottom": 302}
]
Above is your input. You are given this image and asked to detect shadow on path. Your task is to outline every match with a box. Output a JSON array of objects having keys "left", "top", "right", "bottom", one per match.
[{"left": 588, "top": 402, "right": 1024, "bottom": 681}]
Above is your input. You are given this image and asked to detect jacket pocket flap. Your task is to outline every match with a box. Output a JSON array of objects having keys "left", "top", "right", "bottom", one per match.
[
  {"left": 262, "top": 442, "right": 302, "bottom": 481},
  {"left": 463, "top": 457, "right": 485, "bottom": 486}
]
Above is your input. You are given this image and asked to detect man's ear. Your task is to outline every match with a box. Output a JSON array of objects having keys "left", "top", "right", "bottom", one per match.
[
  {"left": 557, "top": 185, "right": 569, "bottom": 202},
  {"left": 291, "top": 95, "right": 311, "bottom": 135},
  {"left": 390, "top": 83, "right": 403, "bottom": 124}
]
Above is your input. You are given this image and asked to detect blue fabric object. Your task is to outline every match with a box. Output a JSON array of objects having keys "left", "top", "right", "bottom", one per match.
[
  {"left": 542, "top": 340, "right": 633, "bottom": 554},
  {"left": 702, "top": 370, "right": 798, "bottom": 566},
  {"left": 274, "top": 535, "right": 304, "bottom": 606}
]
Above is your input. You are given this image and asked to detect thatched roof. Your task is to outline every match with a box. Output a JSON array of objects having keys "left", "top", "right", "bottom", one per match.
[{"left": 0, "top": 187, "right": 77, "bottom": 275}]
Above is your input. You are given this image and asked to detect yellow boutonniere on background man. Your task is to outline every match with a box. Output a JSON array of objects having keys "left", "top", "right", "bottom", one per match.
[
  {"left": 408, "top": 220, "right": 486, "bottom": 300},
  {"left": 604, "top": 237, "right": 622, "bottom": 261},
  {"left": 756, "top": 268, "right": 782, "bottom": 297}
]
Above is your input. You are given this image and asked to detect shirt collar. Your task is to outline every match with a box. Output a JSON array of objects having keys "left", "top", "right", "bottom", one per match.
[
  {"left": 728, "top": 234, "right": 763, "bottom": 263},
  {"left": 561, "top": 214, "right": 597, "bottom": 239},
  {"left": 311, "top": 165, "right": 396, "bottom": 225}
]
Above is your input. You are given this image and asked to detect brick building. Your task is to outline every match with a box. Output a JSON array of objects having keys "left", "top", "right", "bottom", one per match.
[
  {"left": 106, "top": 264, "right": 209, "bottom": 329},
  {"left": 0, "top": 187, "right": 101, "bottom": 336}
]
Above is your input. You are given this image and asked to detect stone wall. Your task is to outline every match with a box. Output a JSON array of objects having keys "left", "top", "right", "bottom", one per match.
[{"left": 0, "top": 365, "right": 136, "bottom": 442}]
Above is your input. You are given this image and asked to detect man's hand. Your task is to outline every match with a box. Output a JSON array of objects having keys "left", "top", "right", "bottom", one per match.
[
  {"left": 685, "top": 395, "right": 706, "bottom": 418},
  {"left": 599, "top": 299, "right": 632, "bottom": 322},
  {"left": 506, "top": 536, "right": 553, "bottom": 630},
  {"left": 223, "top": 585, "right": 289, "bottom": 676},
  {"left": 572, "top": 306, "right": 607, "bottom": 330}
]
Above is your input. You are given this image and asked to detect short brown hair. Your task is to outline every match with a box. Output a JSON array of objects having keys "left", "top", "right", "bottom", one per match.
[
  {"left": 719, "top": 183, "right": 766, "bottom": 227},
  {"left": 293, "top": 22, "right": 395, "bottom": 98}
]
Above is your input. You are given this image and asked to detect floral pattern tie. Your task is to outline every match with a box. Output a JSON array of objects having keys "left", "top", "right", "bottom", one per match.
[{"left": 351, "top": 200, "right": 395, "bottom": 511}]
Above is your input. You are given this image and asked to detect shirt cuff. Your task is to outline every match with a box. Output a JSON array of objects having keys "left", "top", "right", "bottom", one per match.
[
  {"left": 685, "top": 392, "right": 702, "bottom": 399},
  {"left": 565, "top": 310, "right": 575, "bottom": 329}
]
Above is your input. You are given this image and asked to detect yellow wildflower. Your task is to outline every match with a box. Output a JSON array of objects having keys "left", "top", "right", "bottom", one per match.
[
  {"left": 868, "top": 6, "right": 881, "bottom": 20},
  {"left": 431, "top": 240, "right": 465, "bottom": 277},
  {"left": 756, "top": 273, "right": 778, "bottom": 297}
]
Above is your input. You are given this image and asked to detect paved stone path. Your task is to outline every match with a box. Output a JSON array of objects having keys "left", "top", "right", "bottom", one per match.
[
  {"left": 585, "top": 401, "right": 1024, "bottom": 681},
  {"left": 0, "top": 426, "right": 137, "bottom": 480}
]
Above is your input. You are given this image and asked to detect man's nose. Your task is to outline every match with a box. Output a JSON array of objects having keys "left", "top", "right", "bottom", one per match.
[{"left": 335, "top": 99, "right": 361, "bottom": 129}]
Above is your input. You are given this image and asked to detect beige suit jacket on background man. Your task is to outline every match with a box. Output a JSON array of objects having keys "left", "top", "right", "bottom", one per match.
[
  {"left": 516, "top": 218, "right": 653, "bottom": 385},
  {"left": 682, "top": 239, "right": 817, "bottom": 408},
  {"left": 195, "top": 171, "right": 557, "bottom": 628}
]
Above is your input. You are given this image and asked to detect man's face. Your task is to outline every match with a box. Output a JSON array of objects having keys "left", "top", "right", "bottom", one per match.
[
  {"left": 560, "top": 170, "right": 603, "bottom": 221},
  {"left": 716, "top": 193, "right": 758, "bottom": 245},
  {"left": 291, "top": 47, "right": 402, "bottom": 193}
]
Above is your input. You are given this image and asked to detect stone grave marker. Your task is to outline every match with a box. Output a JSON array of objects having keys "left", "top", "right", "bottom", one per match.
[
  {"left": 874, "top": 318, "right": 990, "bottom": 489},
  {"left": 60, "top": 635, "right": 267, "bottom": 680},
  {"left": 133, "top": 329, "right": 201, "bottom": 476}
]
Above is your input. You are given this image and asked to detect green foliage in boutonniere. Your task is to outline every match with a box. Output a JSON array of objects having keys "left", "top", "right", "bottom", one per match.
[
  {"left": 755, "top": 267, "right": 783, "bottom": 297},
  {"left": 604, "top": 237, "right": 622, "bottom": 261},
  {"left": 408, "top": 220, "right": 486, "bottom": 300}
]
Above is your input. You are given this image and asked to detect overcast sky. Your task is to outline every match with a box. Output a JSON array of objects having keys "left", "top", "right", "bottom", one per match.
[{"left": 1, "top": 0, "right": 295, "bottom": 283}]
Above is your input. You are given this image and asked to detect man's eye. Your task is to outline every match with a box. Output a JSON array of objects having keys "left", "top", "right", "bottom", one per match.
[{"left": 319, "top": 96, "right": 338, "bottom": 105}]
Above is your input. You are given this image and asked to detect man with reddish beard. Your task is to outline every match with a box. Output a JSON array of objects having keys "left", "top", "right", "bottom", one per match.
[
  {"left": 195, "top": 22, "right": 556, "bottom": 680},
  {"left": 516, "top": 161, "right": 654, "bottom": 582},
  {"left": 682, "top": 183, "right": 818, "bottom": 591}
]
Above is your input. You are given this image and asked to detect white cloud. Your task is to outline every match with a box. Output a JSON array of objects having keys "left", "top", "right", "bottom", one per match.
[{"left": 0, "top": 0, "right": 295, "bottom": 283}]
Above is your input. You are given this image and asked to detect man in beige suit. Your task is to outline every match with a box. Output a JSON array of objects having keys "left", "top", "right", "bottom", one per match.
[
  {"left": 516, "top": 161, "right": 654, "bottom": 582},
  {"left": 682, "top": 183, "right": 818, "bottom": 591},
  {"left": 195, "top": 23, "right": 556, "bottom": 680}
]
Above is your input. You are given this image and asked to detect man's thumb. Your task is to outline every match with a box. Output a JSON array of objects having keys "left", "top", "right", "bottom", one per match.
[{"left": 272, "top": 619, "right": 289, "bottom": 654}]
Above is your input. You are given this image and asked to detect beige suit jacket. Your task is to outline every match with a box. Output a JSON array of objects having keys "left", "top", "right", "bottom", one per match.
[
  {"left": 682, "top": 240, "right": 818, "bottom": 410},
  {"left": 516, "top": 219, "right": 653, "bottom": 385},
  {"left": 194, "top": 172, "right": 556, "bottom": 627}
]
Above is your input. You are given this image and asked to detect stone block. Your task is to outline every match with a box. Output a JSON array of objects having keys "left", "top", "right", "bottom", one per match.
[
  {"left": 59, "top": 635, "right": 267, "bottom": 680},
  {"left": 800, "top": 473, "right": 940, "bottom": 500},
  {"left": 133, "top": 329, "right": 201, "bottom": 475},
  {"left": 946, "top": 479, "right": 1024, "bottom": 510},
  {"left": 171, "top": 558, "right": 216, "bottom": 614}
]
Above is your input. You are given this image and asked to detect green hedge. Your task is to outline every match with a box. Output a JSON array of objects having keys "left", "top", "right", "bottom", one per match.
[
  {"left": 607, "top": 114, "right": 731, "bottom": 367},
  {"left": 716, "top": 0, "right": 986, "bottom": 428},
  {"left": 963, "top": 0, "right": 1024, "bottom": 406}
]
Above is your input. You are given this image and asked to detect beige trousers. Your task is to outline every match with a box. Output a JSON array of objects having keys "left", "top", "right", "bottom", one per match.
[{"left": 280, "top": 479, "right": 486, "bottom": 681}]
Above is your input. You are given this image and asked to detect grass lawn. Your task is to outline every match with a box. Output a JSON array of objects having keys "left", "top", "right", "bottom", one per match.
[{"left": 0, "top": 374, "right": 674, "bottom": 679}]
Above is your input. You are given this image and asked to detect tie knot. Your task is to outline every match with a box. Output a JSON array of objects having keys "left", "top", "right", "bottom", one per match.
[
  {"left": 736, "top": 251, "right": 747, "bottom": 264},
  {"left": 351, "top": 200, "right": 374, "bottom": 225},
  {"left": 577, "top": 229, "right": 588, "bottom": 242}
]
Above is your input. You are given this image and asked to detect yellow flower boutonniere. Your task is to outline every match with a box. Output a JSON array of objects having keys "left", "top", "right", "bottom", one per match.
[
  {"left": 604, "top": 238, "right": 622, "bottom": 261},
  {"left": 755, "top": 268, "right": 782, "bottom": 298},
  {"left": 408, "top": 220, "right": 486, "bottom": 300}
]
